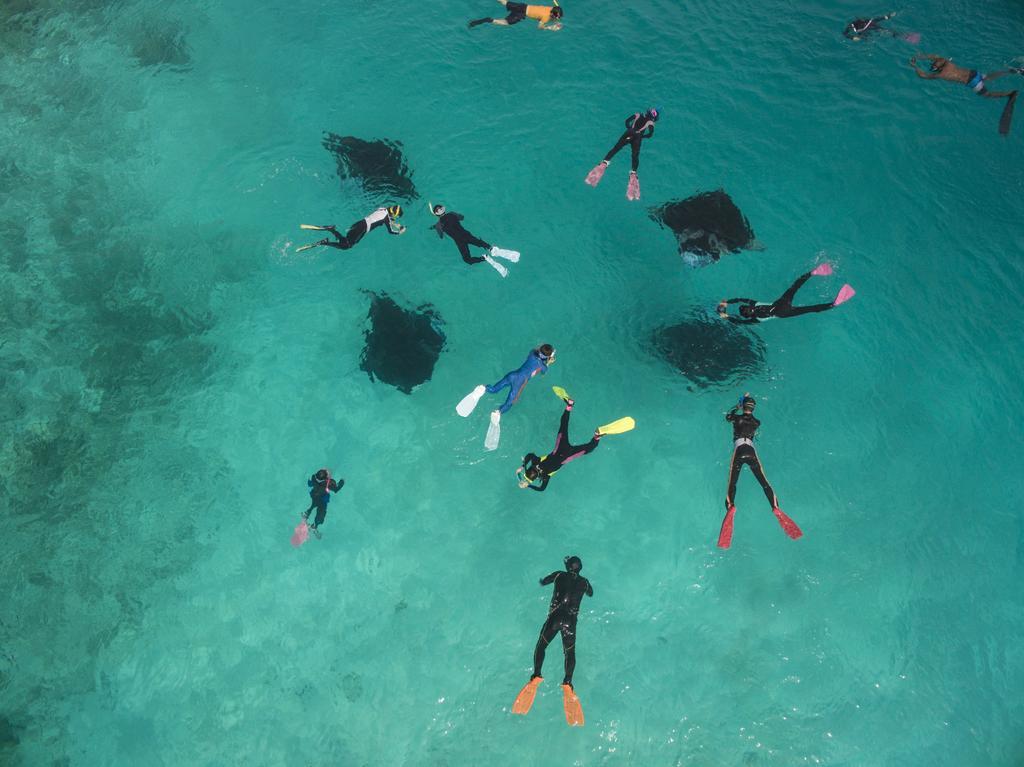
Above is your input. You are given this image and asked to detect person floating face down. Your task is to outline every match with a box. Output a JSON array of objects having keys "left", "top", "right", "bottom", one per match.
[
  {"left": 517, "top": 391, "right": 601, "bottom": 492},
  {"left": 716, "top": 263, "right": 854, "bottom": 324},
  {"left": 584, "top": 108, "right": 660, "bottom": 200},
  {"left": 717, "top": 396, "right": 802, "bottom": 548},
  {"left": 487, "top": 345, "right": 555, "bottom": 415},
  {"left": 468, "top": 0, "right": 563, "bottom": 30},
  {"left": 510, "top": 556, "right": 591, "bottom": 725},
  {"left": 304, "top": 469, "right": 345, "bottom": 539},
  {"left": 296, "top": 206, "right": 405, "bottom": 253},
  {"left": 843, "top": 13, "right": 919, "bottom": 43},
  {"left": 909, "top": 54, "right": 1022, "bottom": 135}
]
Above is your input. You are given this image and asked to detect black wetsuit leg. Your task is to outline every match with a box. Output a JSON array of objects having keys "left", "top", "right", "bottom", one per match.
[
  {"left": 533, "top": 611, "right": 577, "bottom": 684},
  {"left": 454, "top": 233, "right": 491, "bottom": 265},
  {"left": 319, "top": 219, "right": 367, "bottom": 251},
  {"left": 726, "top": 444, "right": 778, "bottom": 510},
  {"left": 532, "top": 614, "right": 560, "bottom": 677},
  {"left": 629, "top": 135, "right": 642, "bottom": 171},
  {"left": 603, "top": 132, "right": 632, "bottom": 163},
  {"left": 771, "top": 270, "right": 835, "bottom": 318},
  {"left": 312, "top": 502, "right": 327, "bottom": 527}
]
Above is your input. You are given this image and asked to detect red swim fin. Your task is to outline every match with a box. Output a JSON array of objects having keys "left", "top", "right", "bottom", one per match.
[
  {"left": 717, "top": 505, "right": 736, "bottom": 549},
  {"left": 773, "top": 507, "right": 803, "bottom": 539},
  {"left": 511, "top": 677, "right": 542, "bottom": 715},
  {"left": 562, "top": 684, "right": 584, "bottom": 727}
]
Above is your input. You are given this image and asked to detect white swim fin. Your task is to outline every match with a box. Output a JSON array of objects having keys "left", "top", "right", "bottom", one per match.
[
  {"left": 456, "top": 385, "right": 486, "bottom": 417},
  {"left": 483, "top": 253, "right": 509, "bottom": 278},
  {"left": 484, "top": 410, "right": 501, "bottom": 450},
  {"left": 490, "top": 246, "right": 520, "bottom": 263}
]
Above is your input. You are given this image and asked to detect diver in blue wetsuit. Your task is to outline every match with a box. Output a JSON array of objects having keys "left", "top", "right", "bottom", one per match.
[
  {"left": 486, "top": 344, "right": 555, "bottom": 414},
  {"left": 454, "top": 345, "right": 557, "bottom": 449}
]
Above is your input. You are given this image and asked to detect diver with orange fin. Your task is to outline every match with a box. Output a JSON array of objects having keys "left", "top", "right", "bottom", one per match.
[{"left": 511, "top": 555, "right": 591, "bottom": 726}]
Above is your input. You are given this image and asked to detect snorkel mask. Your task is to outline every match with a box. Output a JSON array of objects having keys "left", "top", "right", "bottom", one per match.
[{"left": 429, "top": 201, "right": 446, "bottom": 217}]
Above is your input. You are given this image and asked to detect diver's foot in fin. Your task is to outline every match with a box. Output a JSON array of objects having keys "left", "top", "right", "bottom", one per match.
[
  {"left": 773, "top": 508, "right": 802, "bottom": 540},
  {"left": 811, "top": 262, "right": 833, "bottom": 277},
  {"left": 717, "top": 505, "right": 736, "bottom": 549},
  {"left": 561, "top": 683, "right": 584, "bottom": 727},
  {"left": 295, "top": 240, "right": 326, "bottom": 253},
  {"left": 626, "top": 171, "right": 640, "bottom": 201},
  {"left": 833, "top": 284, "right": 856, "bottom": 306},
  {"left": 468, "top": 17, "right": 492, "bottom": 27},
  {"left": 511, "top": 676, "right": 542, "bottom": 715},
  {"left": 299, "top": 224, "right": 335, "bottom": 231},
  {"left": 584, "top": 161, "right": 608, "bottom": 186},
  {"left": 551, "top": 386, "right": 573, "bottom": 408},
  {"left": 310, "top": 525, "right": 322, "bottom": 540}
]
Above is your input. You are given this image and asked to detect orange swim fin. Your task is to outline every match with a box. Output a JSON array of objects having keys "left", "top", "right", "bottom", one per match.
[
  {"left": 562, "top": 684, "right": 584, "bottom": 727},
  {"left": 511, "top": 676, "right": 542, "bottom": 715}
]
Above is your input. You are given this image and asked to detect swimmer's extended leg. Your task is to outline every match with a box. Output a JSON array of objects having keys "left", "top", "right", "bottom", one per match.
[
  {"left": 511, "top": 676, "right": 542, "bottom": 715},
  {"left": 999, "top": 91, "right": 1018, "bottom": 136}
]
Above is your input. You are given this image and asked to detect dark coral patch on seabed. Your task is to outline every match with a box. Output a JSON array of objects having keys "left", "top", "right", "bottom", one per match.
[{"left": 359, "top": 292, "right": 445, "bottom": 394}]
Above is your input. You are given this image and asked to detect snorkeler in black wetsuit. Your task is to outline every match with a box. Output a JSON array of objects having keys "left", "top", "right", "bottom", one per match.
[
  {"left": 843, "top": 13, "right": 919, "bottom": 43},
  {"left": 517, "top": 395, "right": 602, "bottom": 492},
  {"left": 296, "top": 206, "right": 405, "bottom": 253},
  {"left": 717, "top": 263, "right": 854, "bottom": 324},
  {"left": 584, "top": 108, "right": 660, "bottom": 200},
  {"left": 510, "top": 555, "right": 591, "bottom": 725},
  {"left": 717, "top": 396, "right": 802, "bottom": 548},
  {"left": 304, "top": 468, "right": 345, "bottom": 539},
  {"left": 429, "top": 204, "right": 493, "bottom": 264}
]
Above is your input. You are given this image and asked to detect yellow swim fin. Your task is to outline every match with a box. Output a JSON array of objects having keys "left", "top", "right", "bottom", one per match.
[
  {"left": 596, "top": 417, "right": 635, "bottom": 436},
  {"left": 299, "top": 224, "right": 329, "bottom": 231},
  {"left": 511, "top": 676, "right": 542, "bottom": 715},
  {"left": 295, "top": 243, "right": 320, "bottom": 253},
  {"left": 552, "top": 386, "right": 572, "bottom": 403},
  {"left": 561, "top": 684, "right": 584, "bottom": 727}
]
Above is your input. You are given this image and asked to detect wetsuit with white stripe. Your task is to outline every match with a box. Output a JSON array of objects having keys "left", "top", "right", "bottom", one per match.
[{"left": 724, "top": 408, "right": 778, "bottom": 511}]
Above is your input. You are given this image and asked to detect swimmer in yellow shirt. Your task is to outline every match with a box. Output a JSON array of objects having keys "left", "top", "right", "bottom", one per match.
[{"left": 469, "top": 0, "right": 563, "bottom": 31}]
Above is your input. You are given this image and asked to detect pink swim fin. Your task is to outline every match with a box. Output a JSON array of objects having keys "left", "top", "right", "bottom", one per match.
[
  {"left": 585, "top": 161, "right": 607, "bottom": 186},
  {"left": 901, "top": 32, "right": 921, "bottom": 44},
  {"left": 833, "top": 284, "right": 856, "bottom": 306},
  {"left": 291, "top": 520, "right": 309, "bottom": 547},
  {"left": 717, "top": 505, "right": 736, "bottom": 549},
  {"left": 811, "top": 262, "right": 833, "bottom": 276},
  {"left": 626, "top": 171, "right": 640, "bottom": 201},
  {"left": 773, "top": 508, "right": 803, "bottom": 540}
]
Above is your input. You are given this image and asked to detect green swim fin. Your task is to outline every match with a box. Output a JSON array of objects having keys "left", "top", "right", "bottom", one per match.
[
  {"left": 552, "top": 386, "right": 572, "bottom": 403},
  {"left": 299, "top": 224, "right": 330, "bottom": 231},
  {"left": 596, "top": 417, "right": 635, "bottom": 435}
]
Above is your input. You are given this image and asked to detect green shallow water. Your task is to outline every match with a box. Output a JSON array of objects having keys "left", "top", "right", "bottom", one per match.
[{"left": 2, "top": 0, "right": 1024, "bottom": 764}]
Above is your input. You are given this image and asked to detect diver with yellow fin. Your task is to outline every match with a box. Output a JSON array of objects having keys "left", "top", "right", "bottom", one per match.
[
  {"left": 516, "top": 387, "right": 634, "bottom": 492},
  {"left": 511, "top": 555, "right": 591, "bottom": 726},
  {"left": 295, "top": 205, "right": 405, "bottom": 252}
]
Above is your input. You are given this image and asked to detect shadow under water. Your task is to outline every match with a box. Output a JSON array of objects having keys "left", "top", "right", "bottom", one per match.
[
  {"left": 649, "top": 190, "right": 760, "bottom": 268},
  {"left": 359, "top": 292, "right": 445, "bottom": 394},
  {"left": 650, "top": 310, "right": 766, "bottom": 389},
  {"left": 322, "top": 135, "right": 418, "bottom": 201}
]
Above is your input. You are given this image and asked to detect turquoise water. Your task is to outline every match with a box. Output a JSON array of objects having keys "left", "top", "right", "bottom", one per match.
[{"left": 2, "top": 0, "right": 1024, "bottom": 763}]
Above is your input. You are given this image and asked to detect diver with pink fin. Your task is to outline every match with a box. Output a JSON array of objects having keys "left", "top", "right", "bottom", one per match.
[
  {"left": 717, "top": 395, "right": 802, "bottom": 549},
  {"left": 716, "top": 263, "right": 854, "bottom": 324},
  {"left": 291, "top": 468, "right": 344, "bottom": 546},
  {"left": 584, "top": 108, "right": 659, "bottom": 201}
]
